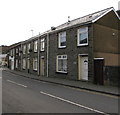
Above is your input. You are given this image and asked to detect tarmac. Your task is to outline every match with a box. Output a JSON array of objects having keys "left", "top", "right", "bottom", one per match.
[{"left": 3, "top": 68, "right": 120, "bottom": 96}]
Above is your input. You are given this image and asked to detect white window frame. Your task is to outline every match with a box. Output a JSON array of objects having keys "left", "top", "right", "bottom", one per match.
[
  {"left": 33, "top": 58, "right": 37, "bottom": 71},
  {"left": 27, "top": 43, "right": 31, "bottom": 53},
  {"left": 23, "top": 45, "right": 26, "bottom": 54},
  {"left": 40, "top": 38, "right": 45, "bottom": 51},
  {"left": 58, "top": 31, "right": 66, "bottom": 48},
  {"left": 56, "top": 55, "right": 67, "bottom": 73},
  {"left": 22, "top": 58, "right": 26, "bottom": 69},
  {"left": 77, "top": 27, "right": 88, "bottom": 46},
  {"left": 34, "top": 41, "right": 38, "bottom": 52}
]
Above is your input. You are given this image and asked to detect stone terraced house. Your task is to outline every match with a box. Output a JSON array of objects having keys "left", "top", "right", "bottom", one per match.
[{"left": 8, "top": 7, "right": 120, "bottom": 86}]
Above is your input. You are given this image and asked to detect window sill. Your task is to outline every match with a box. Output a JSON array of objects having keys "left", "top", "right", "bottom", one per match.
[
  {"left": 33, "top": 69, "right": 37, "bottom": 72},
  {"left": 77, "top": 44, "right": 88, "bottom": 47},
  {"left": 40, "top": 50, "right": 45, "bottom": 52},
  {"left": 58, "top": 46, "right": 66, "bottom": 49},
  {"left": 56, "top": 71, "right": 68, "bottom": 74}
]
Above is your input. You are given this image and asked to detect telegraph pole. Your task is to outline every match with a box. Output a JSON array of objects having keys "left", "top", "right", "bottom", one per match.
[{"left": 31, "top": 29, "right": 34, "bottom": 37}]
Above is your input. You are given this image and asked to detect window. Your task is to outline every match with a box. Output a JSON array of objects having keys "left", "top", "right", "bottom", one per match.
[
  {"left": 22, "top": 58, "right": 26, "bottom": 69},
  {"left": 23, "top": 45, "right": 26, "bottom": 54},
  {"left": 77, "top": 27, "right": 88, "bottom": 46},
  {"left": 19, "top": 47, "right": 21, "bottom": 56},
  {"left": 40, "top": 38, "right": 45, "bottom": 51},
  {"left": 34, "top": 41, "right": 38, "bottom": 52},
  {"left": 16, "top": 59, "right": 18, "bottom": 68},
  {"left": 33, "top": 58, "right": 37, "bottom": 71},
  {"left": 16, "top": 48, "right": 18, "bottom": 54},
  {"left": 27, "top": 43, "right": 30, "bottom": 53},
  {"left": 10, "top": 49, "right": 14, "bottom": 56},
  {"left": 57, "top": 55, "right": 67, "bottom": 73},
  {"left": 58, "top": 31, "right": 66, "bottom": 48}
]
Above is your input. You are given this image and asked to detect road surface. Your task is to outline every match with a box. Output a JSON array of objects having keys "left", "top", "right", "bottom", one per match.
[{"left": 2, "top": 70, "right": 119, "bottom": 114}]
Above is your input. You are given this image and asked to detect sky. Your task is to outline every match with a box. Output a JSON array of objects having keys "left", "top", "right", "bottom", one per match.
[{"left": 0, "top": 0, "right": 119, "bottom": 46}]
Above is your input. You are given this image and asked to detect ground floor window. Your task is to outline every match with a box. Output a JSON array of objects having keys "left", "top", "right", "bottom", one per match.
[
  {"left": 33, "top": 58, "right": 37, "bottom": 71},
  {"left": 56, "top": 55, "right": 67, "bottom": 73}
]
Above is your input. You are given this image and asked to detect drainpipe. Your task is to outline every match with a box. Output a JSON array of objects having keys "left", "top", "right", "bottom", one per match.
[
  {"left": 38, "top": 37, "right": 40, "bottom": 75},
  {"left": 47, "top": 32, "right": 49, "bottom": 77},
  {"left": 20, "top": 43, "right": 22, "bottom": 71}
]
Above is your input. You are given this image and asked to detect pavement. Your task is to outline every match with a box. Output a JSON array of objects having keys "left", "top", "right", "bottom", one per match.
[{"left": 3, "top": 68, "right": 120, "bottom": 96}]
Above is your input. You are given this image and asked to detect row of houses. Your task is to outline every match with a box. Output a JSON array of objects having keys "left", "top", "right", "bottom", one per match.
[
  {"left": 0, "top": 45, "right": 9, "bottom": 66},
  {"left": 8, "top": 7, "right": 120, "bottom": 86}
]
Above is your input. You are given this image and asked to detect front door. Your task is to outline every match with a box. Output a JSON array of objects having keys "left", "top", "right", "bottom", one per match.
[
  {"left": 27, "top": 58, "right": 30, "bottom": 73},
  {"left": 40, "top": 57, "right": 44, "bottom": 76},
  {"left": 94, "top": 58, "right": 104, "bottom": 85},
  {"left": 78, "top": 56, "right": 88, "bottom": 80},
  {"left": 11, "top": 58, "right": 14, "bottom": 70}
]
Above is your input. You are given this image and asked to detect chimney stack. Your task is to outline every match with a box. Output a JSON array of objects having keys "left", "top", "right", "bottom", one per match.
[{"left": 68, "top": 16, "right": 70, "bottom": 22}]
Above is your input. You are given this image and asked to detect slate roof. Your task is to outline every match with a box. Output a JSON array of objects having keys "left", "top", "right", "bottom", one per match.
[
  {"left": 23, "top": 7, "right": 119, "bottom": 43},
  {"left": 39, "top": 7, "right": 118, "bottom": 35},
  {"left": 53, "top": 7, "right": 113, "bottom": 31}
]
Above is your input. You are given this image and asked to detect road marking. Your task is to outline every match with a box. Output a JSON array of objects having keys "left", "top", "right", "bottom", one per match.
[
  {"left": 40, "top": 91, "right": 109, "bottom": 115},
  {"left": 7, "top": 80, "right": 27, "bottom": 88}
]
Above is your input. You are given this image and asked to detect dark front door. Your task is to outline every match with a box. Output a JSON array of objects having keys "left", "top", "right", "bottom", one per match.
[{"left": 94, "top": 58, "right": 104, "bottom": 85}]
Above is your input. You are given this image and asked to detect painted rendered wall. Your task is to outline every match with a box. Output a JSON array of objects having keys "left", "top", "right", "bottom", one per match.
[{"left": 93, "top": 10, "right": 119, "bottom": 66}]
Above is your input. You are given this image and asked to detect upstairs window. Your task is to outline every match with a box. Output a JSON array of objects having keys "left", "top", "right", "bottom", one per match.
[
  {"left": 77, "top": 27, "right": 88, "bottom": 46},
  {"left": 56, "top": 55, "right": 67, "bottom": 73},
  {"left": 19, "top": 47, "right": 21, "bottom": 56},
  {"left": 34, "top": 41, "right": 38, "bottom": 52},
  {"left": 58, "top": 31, "right": 66, "bottom": 48},
  {"left": 23, "top": 45, "right": 26, "bottom": 54},
  {"left": 27, "top": 43, "right": 31, "bottom": 53},
  {"left": 16, "top": 48, "right": 18, "bottom": 54},
  {"left": 40, "top": 38, "right": 45, "bottom": 51}
]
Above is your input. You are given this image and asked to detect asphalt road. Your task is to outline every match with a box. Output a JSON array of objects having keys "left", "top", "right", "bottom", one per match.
[{"left": 2, "top": 70, "right": 119, "bottom": 114}]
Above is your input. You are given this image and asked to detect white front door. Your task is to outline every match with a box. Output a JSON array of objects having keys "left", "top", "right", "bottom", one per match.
[
  {"left": 11, "top": 60, "right": 14, "bottom": 70},
  {"left": 78, "top": 56, "right": 88, "bottom": 80}
]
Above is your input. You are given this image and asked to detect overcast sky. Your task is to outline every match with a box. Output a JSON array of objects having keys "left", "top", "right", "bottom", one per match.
[{"left": 0, "top": 0, "right": 119, "bottom": 46}]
